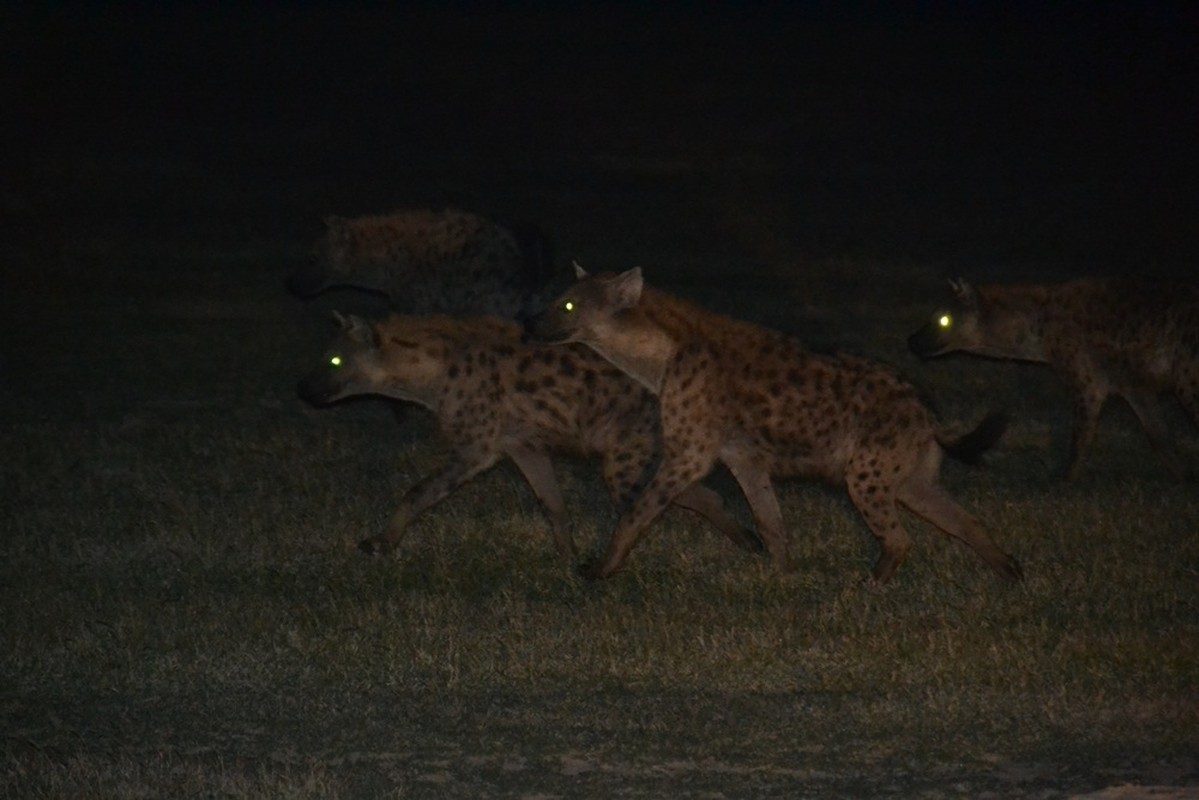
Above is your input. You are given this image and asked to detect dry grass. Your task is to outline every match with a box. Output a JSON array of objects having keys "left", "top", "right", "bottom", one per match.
[{"left": 2, "top": 235, "right": 1196, "bottom": 797}]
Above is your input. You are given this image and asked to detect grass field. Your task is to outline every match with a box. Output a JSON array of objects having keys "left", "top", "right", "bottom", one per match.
[{"left": 3, "top": 6, "right": 1197, "bottom": 798}]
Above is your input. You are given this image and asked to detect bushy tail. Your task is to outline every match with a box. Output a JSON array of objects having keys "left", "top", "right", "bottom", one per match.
[{"left": 937, "top": 411, "right": 1009, "bottom": 465}]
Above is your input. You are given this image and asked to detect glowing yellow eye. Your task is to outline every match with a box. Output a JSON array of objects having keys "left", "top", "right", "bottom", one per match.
[
  {"left": 330, "top": 356, "right": 342, "bottom": 367},
  {"left": 563, "top": 301, "right": 575, "bottom": 312},
  {"left": 938, "top": 315, "right": 951, "bottom": 328}
]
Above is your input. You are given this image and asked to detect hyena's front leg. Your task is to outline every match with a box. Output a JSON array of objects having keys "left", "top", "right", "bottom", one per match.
[
  {"left": 581, "top": 455, "right": 715, "bottom": 580},
  {"left": 600, "top": 435, "right": 763, "bottom": 555},
  {"left": 360, "top": 454, "right": 498, "bottom": 555}
]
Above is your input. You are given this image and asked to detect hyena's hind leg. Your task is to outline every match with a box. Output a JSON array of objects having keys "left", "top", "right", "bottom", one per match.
[
  {"left": 1122, "top": 387, "right": 1188, "bottom": 479},
  {"left": 895, "top": 445, "right": 1023, "bottom": 582},
  {"left": 1065, "top": 382, "right": 1110, "bottom": 481},
  {"left": 845, "top": 464, "right": 915, "bottom": 585},
  {"left": 670, "top": 485, "right": 765, "bottom": 554},
  {"left": 505, "top": 445, "right": 576, "bottom": 561},
  {"left": 720, "top": 446, "right": 793, "bottom": 571}
]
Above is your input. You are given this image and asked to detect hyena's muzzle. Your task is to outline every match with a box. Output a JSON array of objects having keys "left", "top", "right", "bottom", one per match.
[
  {"left": 520, "top": 307, "right": 574, "bottom": 345},
  {"left": 296, "top": 364, "right": 350, "bottom": 407},
  {"left": 907, "top": 322, "right": 952, "bottom": 359}
]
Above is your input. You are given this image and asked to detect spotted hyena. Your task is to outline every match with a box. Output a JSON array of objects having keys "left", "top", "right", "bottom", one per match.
[
  {"left": 286, "top": 208, "right": 552, "bottom": 317},
  {"left": 297, "top": 312, "right": 763, "bottom": 561},
  {"left": 526, "top": 266, "right": 1021, "bottom": 584},
  {"left": 909, "top": 277, "right": 1199, "bottom": 480}
]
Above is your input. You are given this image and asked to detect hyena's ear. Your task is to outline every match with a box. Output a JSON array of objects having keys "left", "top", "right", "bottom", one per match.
[
  {"left": 332, "top": 311, "right": 373, "bottom": 342},
  {"left": 948, "top": 278, "right": 979, "bottom": 308},
  {"left": 609, "top": 267, "right": 644, "bottom": 309},
  {"left": 572, "top": 260, "right": 588, "bottom": 280}
]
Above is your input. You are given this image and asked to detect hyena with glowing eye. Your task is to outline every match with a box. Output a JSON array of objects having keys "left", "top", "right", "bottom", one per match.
[
  {"left": 909, "top": 278, "right": 1199, "bottom": 480},
  {"left": 297, "top": 312, "right": 763, "bottom": 562},
  {"left": 287, "top": 208, "right": 552, "bottom": 318},
  {"left": 525, "top": 265, "right": 1021, "bottom": 585}
]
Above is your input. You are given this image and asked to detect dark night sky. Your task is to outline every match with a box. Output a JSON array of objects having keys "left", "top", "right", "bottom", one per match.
[{"left": 4, "top": 2, "right": 1198, "bottom": 275}]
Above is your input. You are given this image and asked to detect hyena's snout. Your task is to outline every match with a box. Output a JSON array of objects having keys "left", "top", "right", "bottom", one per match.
[
  {"left": 907, "top": 324, "right": 946, "bottom": 359},
  {"left": 296, "top": 370, "right": 346, "bottom": 407},
  {"left": 521, "top": 308, "right": 574, "bottom": 345}
]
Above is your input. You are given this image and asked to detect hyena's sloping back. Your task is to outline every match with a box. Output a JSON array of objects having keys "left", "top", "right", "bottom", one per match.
[
  {"left": 910, "top": 277, "right": 1199, "bottom": 479},
  {"left": 287, "top": 208, "right": 552, "bottom": 318},
  {"left": 527, "top": 267, "right": 1020, "bottom": 585},
  {"left": 297, "top": 312, "right": 762, "bottom": 564}
]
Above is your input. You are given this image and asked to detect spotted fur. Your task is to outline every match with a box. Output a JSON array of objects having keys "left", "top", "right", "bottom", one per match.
[
  {"left": 526, "top": 266, "right": 1021, "bottom": 585},
  {"left": 910, "top": 278, "right": 1199, "bottom": 480},
  {"left": 298, "top": 312, "right": 762, "bottom": 562},
  {"left": 287, "top": 208, "right": 551, "bottom": 317}
]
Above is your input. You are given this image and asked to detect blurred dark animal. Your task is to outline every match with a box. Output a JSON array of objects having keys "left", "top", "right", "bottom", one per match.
[
  {"left": 288, "top": 208, "right": 553, "bottom": 317},
  {"left": 910, "top": 278, "right": 1199, "bottom": 480}
]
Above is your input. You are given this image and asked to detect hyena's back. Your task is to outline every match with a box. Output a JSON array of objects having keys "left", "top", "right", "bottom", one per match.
[{"left": 287, "top": 208, "right": 552, "bottom": 318}]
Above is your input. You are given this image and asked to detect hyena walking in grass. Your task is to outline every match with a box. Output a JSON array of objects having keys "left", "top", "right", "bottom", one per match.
[
  {"left": 298, "top": 312, "right": 763, "bottom": 561},
  {"left": 909, "top": 278, "right": 1199, "bottom": 480},
  {"left": 287, "top": 208, "right": 552, "bottom": 317},
  {"left": 526, "top": 266, "right": 1022, "bottom": 585}
]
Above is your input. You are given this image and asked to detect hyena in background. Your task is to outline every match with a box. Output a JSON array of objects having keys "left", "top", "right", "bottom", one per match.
[
  {"left": 287, "top": 208, "right": 553, "bottom": 317},
  {"left": 909, "top": 278, "right": 1199, "bottom": 480},
  {"left": 526, "top": 266, "right": 1021, "bottom": 585},
  {"left": 297, "top": 312, "right": 763, "bottom": 562}
]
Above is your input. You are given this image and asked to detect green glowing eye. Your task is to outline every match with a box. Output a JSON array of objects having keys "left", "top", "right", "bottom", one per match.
[
  {"left": 938, "top": 315, "right": 951, "bottom": 328},
  {"left": 330, "top": 356, "right": 342, "bottom": 367},
  {"left": 563, "top": 301, "right": 575, "bottom": 313}
]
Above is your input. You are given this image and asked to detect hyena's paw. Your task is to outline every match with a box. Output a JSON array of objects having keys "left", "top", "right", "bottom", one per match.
[
  {"left": 734, "top": 527, "right": 766, "bottom": 555},
  {"left": 576, "top": 557, "right": 608, "bottom": 581},
  {"left": 997, "top": 556, "right": 1024, "bottom": 584},
  {"left": 358, "top": 536, "right": 395, "bottom": 556}
]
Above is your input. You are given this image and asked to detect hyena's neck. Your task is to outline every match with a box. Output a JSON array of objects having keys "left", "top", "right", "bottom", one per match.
[
  {"left": 588, "top": 311, "right": 677, "bottom": 395},
  {"left": 375, "top": 383, "right": 439, "bottom": 410},
  {"left": 980, "top": 286, "right": 1050, "bottom": 362}
]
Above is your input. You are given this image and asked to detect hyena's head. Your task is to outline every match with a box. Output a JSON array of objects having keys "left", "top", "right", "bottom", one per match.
[
  {"left": 287, "top": 216, "right": 354, "bottom": 298},
  {"left": 297, "top": 312, "right": 385, "bottom": 406},
  {"left": 523, "top": 263, "right": 643, "bottom": 346},
  {"left": 908, "top": 278, "right": 986, "bottom": 358},
  {"left": 297, "top": 312, "right": 447, "bottom": 408}
]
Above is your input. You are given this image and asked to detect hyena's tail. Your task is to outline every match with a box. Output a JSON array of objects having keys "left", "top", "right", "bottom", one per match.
[{"left": 937, "top": 411, "right": 1009, "bottom": 465}]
